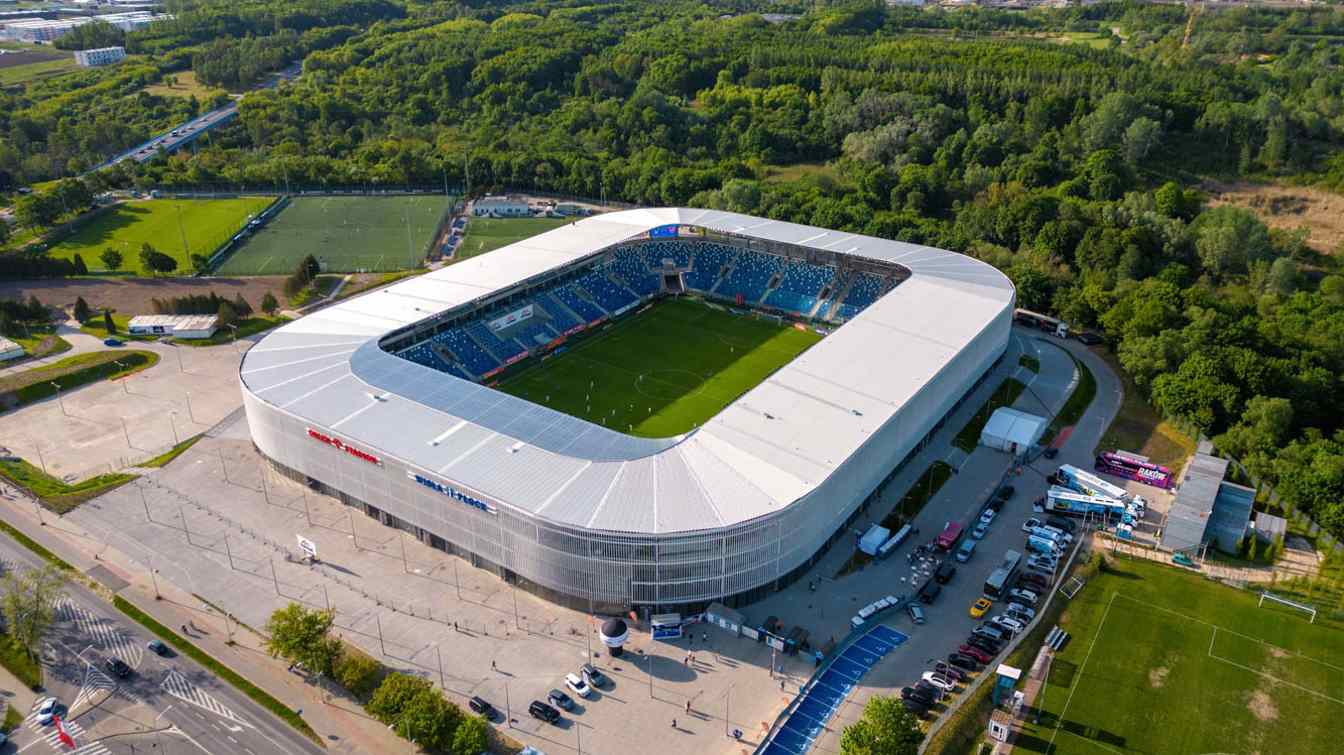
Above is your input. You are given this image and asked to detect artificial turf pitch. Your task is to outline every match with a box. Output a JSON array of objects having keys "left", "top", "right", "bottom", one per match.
[
  {"left": 497, "top": 297, "right": 821, "bottom": 438},
  {"left": 216, "top": 195, "right": 452, "bottom": 275}
]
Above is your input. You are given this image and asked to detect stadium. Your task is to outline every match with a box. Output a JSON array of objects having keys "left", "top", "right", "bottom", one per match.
[{"left": 239, "top": 208, "right": 1015, "bottom": 614}]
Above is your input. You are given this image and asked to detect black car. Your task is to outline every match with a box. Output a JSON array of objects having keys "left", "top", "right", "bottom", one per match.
[
  {"left": 529, "top": 700, "right": 561, "bottom": 724},
  {"left": 468, "top": 696, "right": 496, "bottom": 719},
  {"left": 932, "top": 661, "right": 966, "bottom": 682},
  {"left": 547, "top": 689, "right": 574, "bottom": 711},
  {"left": 1043, "top": 447, "right": 1060, "bottom": 460},
  {"left": 947, "top": 653, "right": 979, "bottom": 672},
  {"left": 1019, "top": 572, "right": 1050, "bottom": 590},
  {"left": 1075, "top": 331, "right": 1102, "bottom": 345},
  {"left": 966, "top": 635, "right": 1002, "bottom": 654},
  {"left": 1046, "top": 516, "right": 1077, "bottom": 534},
  {"left": 934, "top": 562, "right": 957, "bottom": 585},
  {"left": 986, "top": 497, "right": 1005, "bottom": 512},
  {"left": 902, "top": 697, "right": 931, "bottom": 717},
  {"left": 105, "top": 657, "right": 131, "bottom": 678},
  {"left": 917, "top": 579, "right": 941, "bottom": 604},
  {"left": 901, "top": 686, "right": 935, "bottom": 705},
  {"left": 147, "top": 639, "right": 171, "bottom": 657},
  {"left": 912, "top": 681, "right": 941, "bottom": 702}
]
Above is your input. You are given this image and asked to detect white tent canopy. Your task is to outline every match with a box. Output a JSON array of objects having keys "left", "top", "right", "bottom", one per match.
[{"left": 980, "top": 407, "right": 1046, "bottom": 455}]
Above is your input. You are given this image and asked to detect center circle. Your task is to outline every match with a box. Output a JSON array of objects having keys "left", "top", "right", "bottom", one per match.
[{"left": 634, "top": 370, "right": 707, "bottom": 401}]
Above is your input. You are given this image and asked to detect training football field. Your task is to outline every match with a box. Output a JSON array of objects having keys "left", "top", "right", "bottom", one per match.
[
  {"left": 1017, "top": 557, "right": 1344, "bottom": 755},
  {"left": 216, "top": 195, "right": 452, "bottom": 275},
  {"left": 456, "top": 217, "right": 571, "bottom": 261},
  {"left": 497, "top": 297, "right": 821, "bottom": 438}
]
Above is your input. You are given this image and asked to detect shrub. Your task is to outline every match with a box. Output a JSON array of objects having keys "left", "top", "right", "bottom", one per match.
[{"left": 333, "top": 646, "right": 383, "bottom": 701}]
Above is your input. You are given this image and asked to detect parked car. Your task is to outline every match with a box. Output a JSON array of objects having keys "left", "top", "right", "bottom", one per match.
[
  {"left": 902, "top": 697, "right": 931, "bottom": 717},
  {"left": 907, "top": 602, "right": 926, "bottom": 625},
  {"left": 902, "top": 686, "right": 937, "bottom": 706},
  {"left": 958, "top": 644, "right": 993, "bottom": 664},
  {"left": 934, "top": 562, "right": 957, "bottom": 584},
  {"left": 972, "top": 624, "right": 1006, "bottom": 642},
  {"left": 1007, "top": 602, "right": 1037, "bottom": 621},
  {"left": 947, "top": 653, "right": 979, "bottom": 672},
  {"left": 1021, "top": 518, "right": 1043, "bottom": 533},
  {"left": 36, "top": 697, "right": 58, "bottom": 725},
  {"left": 979, "top": 509, "right": 996, "bottom": 526},
  {"left": 992, "top": 615, "right": 1026, "bottom": 635},
  {"left": 580, "top": 663, "right": 608, "bottom": 688},
  {"left": 966, "top": 635, "right": 1002, "bottom": 654},
  {"left": 969, "top": 597, "right": 992, "bottom": 618},
  {"left": 468, "top": 696, "right": 497, "bottom": 719},
  {"left": 971, "top": 522, "right": 989, "bottom": 540},
  {"left": 105, "top": 657, "right": 131, "bottom": 678},
  {"left": 103, "top": 338, "right": 123, "bottom": 347},
  {"left": 1027, "top": 555, "right": 1058, "bottom": 573},
  {"left": 955, "top": 538, "right": 977, "bottom": 563},
  {"left": 996, "top": 485, "right": 1015, "bottom": 500},
  {"left": 932, "top": 662, "right": 967, "bottom": 683},
  {"left": 529, "top": 700, "right": 561, "bottom": 724},
  {"left": 565, "top": 673, "right": 592, "bottom": 698},
  {"left": 1008, "top": 588, "right": 1039, "bottom": 606},
  {"left": 547, "top": 689, "right": 574, "bottom": 711},
  {"left": 147, "top": 639, "right": 170, "bottom": 657},
  {"left": 918, "top": 580, "right": 941, "bottom": 604},
  {"left": 1020, "top": 572, "right": 1050, "bottom": 590},
  {"left": 921, "top": 672, "right": 955, "bottom": 693},
  {"left": 986, "top": 496, "right": 1005, "bottom": 512},
  {"left": 1076, "top": 331, "right": 1103, "bottom": 345},
  {"left": 913, "top": 680, "right": 943, "bottom": 701},
  {"left": 1043, "top": 446, "right": 1060, "bottom": 459},
  {"left": 1046, "top": 516, "right": 1077, "bottom": 534}
]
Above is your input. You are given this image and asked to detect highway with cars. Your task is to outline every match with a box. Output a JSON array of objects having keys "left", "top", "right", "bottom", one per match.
[{"left": 0, "top": 531, "right": 323, "bottom": 755}]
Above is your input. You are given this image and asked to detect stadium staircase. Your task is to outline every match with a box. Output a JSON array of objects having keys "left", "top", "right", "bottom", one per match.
[
  {"left": 465, "top": 321, "right": 526, "bottom": 363},
  {"left": 821, "top": 272, "right": 856, "bottom": 321}
]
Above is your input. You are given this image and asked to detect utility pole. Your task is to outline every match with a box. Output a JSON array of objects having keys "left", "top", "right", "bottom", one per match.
[
  {"left": 121, "top": 417, "right": 132, "bottom": 448},
  {"left": 400, "top": 532, "right": 409, "bottom": 573},
  {"left": 453, "top": 558, "right": 461, "bottom": 600},
  {"left": 349, "top": 510, "right": 358, "bottom": 549},
  {"left": 270, "top": 558, "right": 279, "bottom": 595},
  {"left": 150, "top": 566, "right": 160, "bottom": 600},
  {"left": 302, "top": 488, "right": 312, "bottom": 526},
  {"left": 224, "top": 534, "right": 234, "bottom": 570},
  {"left": 259, "top": 461, "right": 271, "bottom": 504},
  {"left": 436, "top": 644, "right": 445, "bottom": 689},
  {"left": 376, "top": 613, "right": 386, "bottom": 656}
]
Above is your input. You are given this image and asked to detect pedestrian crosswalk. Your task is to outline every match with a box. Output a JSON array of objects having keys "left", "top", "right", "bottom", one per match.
[
  {"left": 161, "top": 669, "right": 249, "bottom": 727},
  {"left": 69, "top": 665, "right": 117, "bottom": 713},
  {"left": 56, "top": 598, "right": 144, "bottom": 669},
  {"left": 23, "top": 710, "right": 110, "bottom": 755}
]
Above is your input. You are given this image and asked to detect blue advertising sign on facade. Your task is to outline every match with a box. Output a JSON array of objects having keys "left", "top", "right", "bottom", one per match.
[
  {"left": 649, "top": 224, "right": 679, "bottom": 239},
  {"left": 407, "top": 471, "right": 495, "bottom": 514}
]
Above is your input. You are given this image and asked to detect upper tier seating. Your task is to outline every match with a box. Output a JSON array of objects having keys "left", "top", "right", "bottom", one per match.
[
  {"left": 683, "top": 243, "right": 735, "bottom": 291},
  {"left": 720, "top": 250, "right": 786, "bottom": 303},
  {"left": 466, "top": 321, "right": 527, "bottom": 362},
  {"left": 641, "top": 241, "right": 693, "bottom": 269},
  {"left": 577, "top": 269, "right": 638, "bottom": 313},
  {"left": 835, "top": 272, "right": 887, "bottom": 320},
  {"left": 533, "top": 291, "right": 581, "bottom": 332},
  {"left": 612, "top": 248, "right": 661, "bottom": 297},
  {"left": 434, "top": 328, "right": 499, "bottom": 377},
  {"left": 764, "top": 261, "right": 835, "bottom": 315},
  {"left": 553, "top": 284, "right": 607, "bottom": 323}
]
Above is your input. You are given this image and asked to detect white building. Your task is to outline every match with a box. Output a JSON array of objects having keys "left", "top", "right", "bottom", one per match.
[
  {"left": 240, "top": 208, "right": 1014, "bottom": 613},
  {"left": 127, "top": 314, "right": 217, "bottom": 339},
  {"left": 74, "top": 46, "right": 125, "bottom": 67},
  {"left": 1, "top": 11, "right": 164, "bottom": 42},
  {"left": 471, "top": 195, "right": 530, "bottom": 217},
  {"left": 0, "top": 336, "right": 23, "bottom": 363}
]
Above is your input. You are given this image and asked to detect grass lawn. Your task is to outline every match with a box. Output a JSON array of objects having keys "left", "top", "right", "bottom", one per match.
[
  {"left": 78, "top": 312, "right": 156, "bottom": 341},
  {"left": 456, "top": 216, "right": 570, "bottom": 261},
  {"left": 953, "top": 378, "right": 1027, "bottom": 453},
  {"left": 45, "top": 198, "right": 272, "bottom": 274},
  {"left": 138, "top": 434, "right": 202, "bottom": 468},
  {"left": 288, "top": 274, "right": 344, "bottom": 307},
  {"left": 0, "top": 57, "right": 76, "bottom": 86},
  {"left": 0, "top": 635, "right": 42, "bottom": 690},
  {"left": 1095, "top": 349, "right": 1196, "bottom": 476},
  {"left": 0, "top": 458, "right": 136, "bottom": 514},
  {"left": 1010, "top": 556, "right": 1344, "bottom": 755},
  {"left": 2, "top": 701, "right": 22, "bottom": 732},
  {"left": 761, "top": 162, "right": 843, "bottom": 185},
  {"left": 1018, "top": 354, "right": 1040, "bottom": 373},
  {"left": 142, "top": 70, "right": 226, "bottom": 100},
  {"left": 8, "top": 328, "right": 71, "bottom": 358},
  {"left": 217, "top": 196, "right": 451, "bottom": 275},
  {"left": 497, "top": 297, "right": 821, "bottom": 437},
  {"left": 0, "top": 349, "right": 158, "bottom": 410}
]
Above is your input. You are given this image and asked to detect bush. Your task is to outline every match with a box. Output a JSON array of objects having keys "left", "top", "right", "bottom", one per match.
[
  {"left": 333, "top": 646, "right": 384, "bottom": 701},
  {"left": 452, "top": 715, "right": 489, "bottom": 755}
]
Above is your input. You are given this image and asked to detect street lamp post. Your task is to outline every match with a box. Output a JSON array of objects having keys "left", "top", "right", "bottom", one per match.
[{"left": 50, "top": 382, "right": 67, "bottom": 416}]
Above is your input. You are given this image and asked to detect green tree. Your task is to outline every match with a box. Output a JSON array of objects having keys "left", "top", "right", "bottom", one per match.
[
  {"left": 452, "top": 715, "right": 489, "bottom": 755},
  {"left": 400, "top": 688, "right": 462, "bottom": 751},
  {"left": 231, "top": 294, "right": 253, "bottom": 318},
  {"left": 72, "top": 254, "right": 88, "bottom": 276},
  {"left": 0, "top": 564, "right": 67, "bottom": 660},
  {"left": 368, "top": 672, "right": 434, "bottom": 723},
  {"left": 100, "top": 248, "right": 123, "bottom": 272},
  {"left": 1193, "top": 206, "right": 1271, "bottom": 279},
  {"left": 840, "top": 695, "right": 922, "bottom": 755},
  {"left": 216, "top": 300, "right": 238, "bottom": 328},
  {"left": 139, "top": 243, "right": 178, "bottom": 274},
  {"left": 73, "top": 296, "right": 91, "bottom": 323},
  {"left": 333, "top": 648, "right": 383, "bottom": 701},
  {"left": 264, "top": 603, "right": 341, "bottom": 677},
  {"left": 1123, "top": 117, "right": 1162, "bottom": 163},
  {"left": 0, "top": 220, "right": 9, "bottom": 246},
  {"left": 1266, "top": 257, "right": 1297, "bottom": 296},
  {"left": 191, "top": 254, "right": 210, "bottom": 272},
  {"left": 260, "top": 291, "right": 279, "bottom": 316},
  {"left": 103, "top": 309, "right": 117, "bottom": 334}
]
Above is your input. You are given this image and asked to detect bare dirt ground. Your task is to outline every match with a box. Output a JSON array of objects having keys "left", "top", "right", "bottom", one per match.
[
  {"left": 1204, "top": 180, "right": 1344, "bottom": 254},
  {"left": 0, "top": 276, "right": 288, "bottom": 315}
]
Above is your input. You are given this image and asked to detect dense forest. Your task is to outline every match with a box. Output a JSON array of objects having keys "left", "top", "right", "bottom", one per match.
[{"left": 3, "top": 0, "right": 1344, "bottom": 538}]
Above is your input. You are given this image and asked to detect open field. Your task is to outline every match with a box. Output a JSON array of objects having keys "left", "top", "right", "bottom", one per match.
[
  {"left": 1014, "top": 557, "right": 1344, "bottom": 755},
  {"left": 456, "top": 216, "right": 570, "bottom": 260},
  {"left": 45, "top": 198, "right": 273, "bottom": 274},
  {"left": 142, "top": 70, "right": 226, "bottom": 100},
  {"left": 0, "top": 275, "right": 287, "bottom": 318},
  {"left": 0, "top": 56, "right": 77, "bottom": 86},
  {"left": 1204, "top": 180, "right": 1344, "bottom": 254},
  {"left": 217, "top": 195, "right": 451, "bottom": 275},
  {"left": 497, "top": 297, "right": 821, "bottom": 437}
]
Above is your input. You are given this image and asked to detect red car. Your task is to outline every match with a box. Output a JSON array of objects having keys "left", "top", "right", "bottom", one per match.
[{"left": 958, "top": 644, "right": 993, "bottom": 664}]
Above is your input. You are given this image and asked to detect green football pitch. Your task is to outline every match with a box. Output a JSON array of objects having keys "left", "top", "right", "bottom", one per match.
[
  {"left": 1018, "top": 557, "right": 1344, "bottom": 755},
  {"left": 497, "top": 297, "right": 822, "bottom": 438},
  {"left": 456, "top": 217, "right": 571, "bottom": 261},
  {"left": 216, "top": 195, "right": 452, "bottom": 275}
]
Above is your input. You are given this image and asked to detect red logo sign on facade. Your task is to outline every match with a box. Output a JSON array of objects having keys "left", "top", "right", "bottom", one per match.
[{"left": 306, "top": 428, "right": 381, "bottom": 465}]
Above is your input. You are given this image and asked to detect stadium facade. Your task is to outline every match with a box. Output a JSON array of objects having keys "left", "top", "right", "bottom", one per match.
[{"left": 240, "top": 208, "right": 1014, "bottom": 613}]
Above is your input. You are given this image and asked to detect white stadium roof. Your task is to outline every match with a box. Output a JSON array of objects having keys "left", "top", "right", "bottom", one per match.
[{"left": 240, "top": 208, "right": 1014, "bottom": 534}]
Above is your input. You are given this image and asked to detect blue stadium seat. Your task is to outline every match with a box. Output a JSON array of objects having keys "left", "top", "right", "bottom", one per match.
[
  {"left": 432, "top": 329, "right": 500, "bottom": 377},
  {"left": 577, "top": 269, "right": 638, "bottom": 313},
  {"left": 510, "top": 319, "right": 557, "bottom": 349},
  {"left": 553, "top": 284, "right": 607, "bottom": 323},
  {"left": 764, "top": 261, "right": 835, "bottom": 315},
  {"left": 835, "top": 272, "right": 888, "bottom": 320},
  {"left": 533, "top": 291, "right": 581, "bottom": 332},
  {"left": 720, "top": 250, "right": 785, "bottom": 303},
  {"left": 640, "top": 241, "right": 692, "bottom": 269},
  {"left": 683, "top": 242, "right": 735, "bottom": 292},
  {"left": 466, "top": 321, "right": 527, "bottom": 362},
  {"left": 611, "top": 248, "right": 661, "bottom": 297}
]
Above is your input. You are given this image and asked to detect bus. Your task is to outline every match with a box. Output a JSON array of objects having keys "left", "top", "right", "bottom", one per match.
[
  {"left": 1095, "top": 452, "right": 1174, "bottom": 490},
  {"left": 1055, "top": 464, "right": 1129, "bottom": 501},
  {"left": 983, "top": 549, "right": 1022, "bottom": 599},
  {"left": 1013, "top": 308, "right": 1069, "bottom": 338},
  {"left": 1045, "top": 486, "right": 1135, "bottom": 521}
]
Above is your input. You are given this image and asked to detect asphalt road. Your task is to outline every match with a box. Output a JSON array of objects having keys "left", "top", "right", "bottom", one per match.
[{"left": 0, "top": 532, "right": 323, "bottom": 755}]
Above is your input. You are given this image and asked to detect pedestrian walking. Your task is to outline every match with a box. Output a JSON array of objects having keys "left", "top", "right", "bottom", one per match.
[
  {"left": 685, "top": 700, "right": 691, "bottom": 714},
  {"left": 703, "top": 632, "right": 708, "bottom": 643},
  {"left": 491, "top": 660, "right": 497, "bottom": 671},
  {"left": 671, "top": 719, "right": 677, "bottom": 729}
]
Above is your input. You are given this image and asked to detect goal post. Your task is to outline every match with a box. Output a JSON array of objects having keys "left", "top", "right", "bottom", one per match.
[{"left": 1259, "top": 591, "right": 1317, "bottom": 623}]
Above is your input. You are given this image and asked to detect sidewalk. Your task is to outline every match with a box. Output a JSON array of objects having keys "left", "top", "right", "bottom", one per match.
[
  {"left": 0, "top": 662, "right": 39, "bottom": 731},
  {"left": 0, "top": 493, "right": 419, "bottom": 755}
]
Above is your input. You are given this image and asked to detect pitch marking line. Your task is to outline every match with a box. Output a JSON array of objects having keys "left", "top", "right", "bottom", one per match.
[
  {"left": 1048, "top": 591, "right": 1117, "bottom": 751},
  {"left": 1206, "top": 627, "right": 1344, "bottom": 706}
]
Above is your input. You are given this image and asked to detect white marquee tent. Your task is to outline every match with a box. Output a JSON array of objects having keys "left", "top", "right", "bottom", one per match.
[{"left": 980, "top": 407, "right": 1046, "bottom": 455}]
